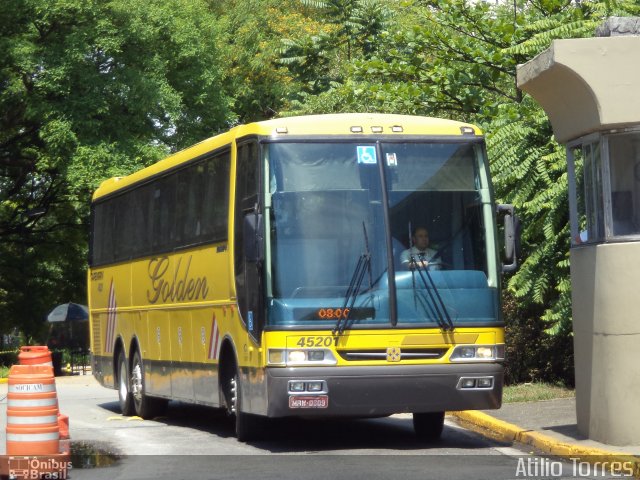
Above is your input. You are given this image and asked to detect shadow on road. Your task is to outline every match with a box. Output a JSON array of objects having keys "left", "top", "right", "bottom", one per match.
[{"left": 99, "top": 400, "right": 509, "bottom": 453}]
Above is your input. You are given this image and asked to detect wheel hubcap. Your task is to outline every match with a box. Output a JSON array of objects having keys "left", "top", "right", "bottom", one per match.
[
  {"left": 230, "top": 376, "right": 238, "bottom": 414},
  {"left": 119, "top": 360, "right": 128, "bottom": 400},
  {"left": 131, "top": 362, "right": 143, "bottom": 402}
]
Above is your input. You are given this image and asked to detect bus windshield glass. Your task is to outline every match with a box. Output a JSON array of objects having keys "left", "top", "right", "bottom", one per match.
[{"left": 266, "top": 141, "right": 499, "bottom": 328}]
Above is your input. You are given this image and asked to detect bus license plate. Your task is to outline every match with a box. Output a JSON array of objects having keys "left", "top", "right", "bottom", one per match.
[{"left": 289, "top": 395, "right": 329, "bottom": 409}]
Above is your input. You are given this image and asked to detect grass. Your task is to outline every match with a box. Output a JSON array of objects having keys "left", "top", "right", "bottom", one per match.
[
  {"left": 0, "top": 365, "right": 9, "bottom": 378},
  {"left": 503, "top": 382, "right": 575, "bottom": 403}
]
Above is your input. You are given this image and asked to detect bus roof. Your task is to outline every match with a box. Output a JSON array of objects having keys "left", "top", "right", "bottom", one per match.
[{"left": 92, "top": 113, "right": 483, "bottom": 201}]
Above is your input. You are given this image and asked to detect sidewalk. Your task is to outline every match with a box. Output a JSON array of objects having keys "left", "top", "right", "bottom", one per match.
[{"left": 450, "top": 397, "right": 640, "bottom": 477}]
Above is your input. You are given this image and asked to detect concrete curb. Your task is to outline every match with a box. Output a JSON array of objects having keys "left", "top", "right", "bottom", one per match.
[
  {"left": 450, "top": 410, "right": 640, "bottom": 478},
  {"left": 0, "top": 378, "right": 6, "bottom": 384}
]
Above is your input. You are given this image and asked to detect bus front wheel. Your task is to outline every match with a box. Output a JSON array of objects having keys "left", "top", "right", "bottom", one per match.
[
  {"left": 117, "top": 350, "right": 135, "bottom": 416},
  {"left": 413, "top": 411, "right": 445, "bottom": 442},
  {"left": 225, "top": 363, "right": 260, "bottom": 442}
]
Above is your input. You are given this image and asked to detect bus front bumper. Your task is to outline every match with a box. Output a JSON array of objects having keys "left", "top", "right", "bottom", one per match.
[{"left": 265, "top": 363, "right": 503, "bottom": 417}]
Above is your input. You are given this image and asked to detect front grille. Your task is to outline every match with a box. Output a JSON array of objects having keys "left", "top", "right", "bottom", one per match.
[{"left": 337, "top": 348, "right": 448, "bottom": 361}]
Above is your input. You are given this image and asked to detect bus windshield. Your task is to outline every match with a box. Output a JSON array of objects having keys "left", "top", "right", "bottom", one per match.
[{"left": 266, "top": 141, "right": 499, "bottom": 329}]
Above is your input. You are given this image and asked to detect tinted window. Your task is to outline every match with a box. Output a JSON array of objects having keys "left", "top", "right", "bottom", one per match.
[{"left": 91, "top": 149, "right": 230, "bottom": 266}]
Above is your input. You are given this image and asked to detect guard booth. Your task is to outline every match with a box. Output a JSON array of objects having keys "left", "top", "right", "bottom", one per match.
[{"left": 517, "top": 18, "right": 640, "bottom": 446}]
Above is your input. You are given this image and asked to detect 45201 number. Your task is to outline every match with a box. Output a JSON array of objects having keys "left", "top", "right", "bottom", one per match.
[{"left": 295, "top": 336, "right": 338, "bottom": 348}]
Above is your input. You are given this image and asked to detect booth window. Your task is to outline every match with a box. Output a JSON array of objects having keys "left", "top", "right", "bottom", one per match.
[
  {"left": 568, "top": 130, "right": 640, "bottom": 245},
  {"left": 569, "top": 140, "right": 604, "bottom": 244},
  {"left": 608, "top": 132, "right": 640, "bottom": 237}
]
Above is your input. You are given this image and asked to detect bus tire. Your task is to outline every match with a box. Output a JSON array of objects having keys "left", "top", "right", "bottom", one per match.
[
  {"left": 117, "top": 350, "right": 135, "bottom": 416},
  {"left": 131, "top": 349, "right": 167, "bottom": 419},
  {"left": 413, "top": 411, "right": 445, "bottom": 442},
  {"left": 227, "top": 364, "right": 260, "bottom": 442}
]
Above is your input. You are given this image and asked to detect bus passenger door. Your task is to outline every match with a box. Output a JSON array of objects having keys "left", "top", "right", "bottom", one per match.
[
  {"left": 242, "top": 210, "right": 264, "bottom": 343},
  {"left": 235, "top": 140, "right": 265, "bottom": 344},
  {"left": 234, "top": 139, "right": 267, "bottom": 414}
]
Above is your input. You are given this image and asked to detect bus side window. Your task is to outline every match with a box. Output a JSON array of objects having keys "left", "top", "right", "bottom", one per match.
[{"left": 202, "top": 154, "right": 229, "bottom": 241}]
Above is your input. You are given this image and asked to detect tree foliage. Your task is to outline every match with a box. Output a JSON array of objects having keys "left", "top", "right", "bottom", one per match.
[
  {"left": 279, "top": 0, "right": 393, "bottom": 99},
  {"left": 210, "top": 0, "right": 305, "bottom": 122},
  {"left": 0, "top": 0, "right": 233, "bottom": 340}
]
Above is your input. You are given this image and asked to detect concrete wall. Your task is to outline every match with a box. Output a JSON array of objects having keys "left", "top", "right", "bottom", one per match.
[
  {"left": 571, "top": 242, "right": 640, "bottom": 445},
  {"left": 517, "top": 35, "right": 640, "bottom": 144}
]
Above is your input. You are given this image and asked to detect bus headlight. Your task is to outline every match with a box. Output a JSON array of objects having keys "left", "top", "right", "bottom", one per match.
[
  {"left": 268, "top": 349, "right": 286, "bottom": 365},
  {"left": 307, "top": 350, "right": 325, "bottom": 362},
  {"left": 450, "top": 345, "right": 503, "bottom": 362},
  {"left": 267, "top": 349, "right": 337, "bottom": 366},
  {"left": 288, "top": 350, "right": 307, "bottom": 363},
  {"left": 476, "top": 347, "right": 494, "bottom": 359},
  {"left": 458, "top": 346, "right": 476, "bottom": 358}
]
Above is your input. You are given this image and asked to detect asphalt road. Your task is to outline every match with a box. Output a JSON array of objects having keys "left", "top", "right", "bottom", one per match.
[{"left": 1, "top": 375, "right": 618, "bottom": 480}]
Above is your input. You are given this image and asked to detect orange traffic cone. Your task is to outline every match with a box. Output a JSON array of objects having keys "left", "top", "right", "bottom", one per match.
[
  {"left": 5, "top": 364, "right": 60, "bottom": 455},
  {"left": 18, "top": 346, "right": 53, "bottom": 368}
]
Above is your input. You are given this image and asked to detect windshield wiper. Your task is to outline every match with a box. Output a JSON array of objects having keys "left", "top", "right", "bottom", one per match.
[
  {"left": 407, "top": 223, "right": 454, "bottom": 331},
  {"left": 333, "top": 222, "right": 372, "bottom": 335},
  {"left": 410, "top": 255, "right": 454, "bottom": 331}
]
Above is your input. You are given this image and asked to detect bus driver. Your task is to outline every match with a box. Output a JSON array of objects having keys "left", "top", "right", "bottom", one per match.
[{"left": 400, "top": 226, "right": 442, "bottom": 270}]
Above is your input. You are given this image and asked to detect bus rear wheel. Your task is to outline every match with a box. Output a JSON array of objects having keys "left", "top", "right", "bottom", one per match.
[
  {"left": 413, "top": 411, "right": 445, "bottom": 442},
  {"left": 131, "top": 349, "right": 168, "bottom": 419},
  {"left": 117, "top": 350, "right": 135, "bottom": 416}
]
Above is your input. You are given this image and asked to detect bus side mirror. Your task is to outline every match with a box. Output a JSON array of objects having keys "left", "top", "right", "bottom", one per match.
[
  {"left": 497, "top": 204, "right": 520, "bottom": 273},
  {"left": 243, "top": 212, "right": 264, "bottom": 263}
]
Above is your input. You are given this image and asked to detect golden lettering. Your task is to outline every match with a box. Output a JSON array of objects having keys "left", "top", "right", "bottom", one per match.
[{"left": 147, "top": 256, "right": 209, "bottom": 304}]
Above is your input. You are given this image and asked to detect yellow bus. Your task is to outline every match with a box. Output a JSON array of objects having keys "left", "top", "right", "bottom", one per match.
[{"left": 88, "top": 113, "right": 517, "bottom": 441}]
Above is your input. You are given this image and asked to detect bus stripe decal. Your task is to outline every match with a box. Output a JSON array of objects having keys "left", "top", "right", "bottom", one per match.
[
  {"left": 207, "top": 315, "right": 215, "bottom": 359},
  {"left": 208, "top": 314, "right": 221, "bottom": 360},
  {"left": 105, "top": 280, "right": 117, "bottom": 354}
]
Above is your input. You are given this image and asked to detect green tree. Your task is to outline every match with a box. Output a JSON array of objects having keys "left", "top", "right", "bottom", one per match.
[
  {"left": 0, "top": 0, "right": 233, "bottom": 340},
  {"left": 211, "top": 0, "right": 304, "bottom": 122},
  {"left": 300, "top": 0, "right": 392, "bottom": 59},
  {"left": 279, "top": 0, "right": 393, "bottom": 98}
]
